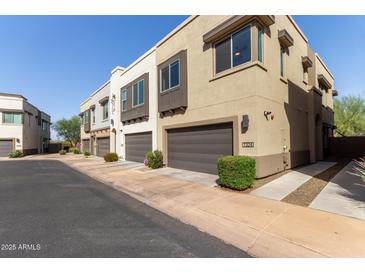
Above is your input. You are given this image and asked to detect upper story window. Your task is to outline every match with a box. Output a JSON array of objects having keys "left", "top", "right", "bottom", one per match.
[
  {"left": 83, "top": 111, "right": 89, "bottom": 125},
  {"left": 121, "top": 89, "right": 127, "bottom": 112},
  {"left": 280, "top": 46, "right": 285, "bottom": 77},
  {"left": 2, "top": 112, "right": 22, "bottom": 124},
  {"left": 102, "top": 103, "right": 109, "bottom": 120},
  {"left": 42, "top": 121, "right": 47, "bottom": 131},
  {"left": 215, "top": 25, "right": 251, "bottom": 74},
  {"left": 258, "top": 27, "right": 263, "bottom": 63},
  {"left": 320, "top": 85, "right": 327, "bottom": 106},
  {"left": 92, "top": 109, "right": 95, "bottom": 124},
  {"left": 132, "top": 79, "right": 144, "bottom": 107},
  {"left": 160, "top": 59, "right": 180, "bottom": 92}
]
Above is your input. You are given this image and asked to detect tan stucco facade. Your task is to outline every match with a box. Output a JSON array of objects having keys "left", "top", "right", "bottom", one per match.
[
  {"left": 80, "top": 82, "right": 111, "bottom": 155},
  {"left": 155, "top": 15, "right": 336, "bottom": 177}
]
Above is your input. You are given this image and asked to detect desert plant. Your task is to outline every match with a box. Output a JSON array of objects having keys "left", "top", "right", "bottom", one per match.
[
  {"left": 104, "top": 152, "right": 119, "bottom": 162},
  {"left": 217, "top": 155, "right": 256, "bottom": 191},
  {"left": 145, "top": 150, "right": 163, "bottom": 169},
  {"left": 8, "top": 150, "right": 24, "bottom": 158},
  {"left": 72, "top": 148, "right": 81, "bottom": 154},
  {"left": 84, "top": 151, "right": 91, "bottom": 157},
  {"left": 59, "top": 150, "right": 66, "bottom": 155}
]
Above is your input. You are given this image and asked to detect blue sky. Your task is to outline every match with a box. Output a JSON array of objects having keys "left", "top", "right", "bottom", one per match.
[{"left": 0, "top": 16, "right": 363, "bottom": 133}]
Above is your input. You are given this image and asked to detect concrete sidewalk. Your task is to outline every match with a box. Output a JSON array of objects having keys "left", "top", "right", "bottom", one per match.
[
  {"left": 310, "top": 161, "right": 365, "bottom": 220},
  {"left": 31, "top": 154, "right": 365, "bottom": 257},
  {"left": 251, "top": 161, "right": 337, "bottom": 201}
]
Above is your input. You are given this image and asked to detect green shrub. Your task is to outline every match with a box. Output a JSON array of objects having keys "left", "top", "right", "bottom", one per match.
[
  {"left": 59, "top": 150, "right": 66, "bottom": 155},
  {"left": 8, "top": 150, "right": 24, "bottom": 158},
  {"left": 145, "top": 150, "right": 163, "bottom": 169},
  {"left": 217, "top": 156, "right": 256, "bottom": 191},
  {"left": 73, "top": 148, "right": 81, "bottom": 154},
  {"left": 84, "top": 151, "right": 91, "bottom": 157},
  {"left": 104, "top": 152, "right": 119, "bottom": 162}
]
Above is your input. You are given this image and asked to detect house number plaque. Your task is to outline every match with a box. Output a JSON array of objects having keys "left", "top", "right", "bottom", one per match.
[{"left": 242, "top": 142, "right": 254, "bottom": 148}]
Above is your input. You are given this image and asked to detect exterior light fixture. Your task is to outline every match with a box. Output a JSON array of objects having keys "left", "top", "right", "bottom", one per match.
[{"left": 241, "top": 115, "right": 249, "bottom": 133}]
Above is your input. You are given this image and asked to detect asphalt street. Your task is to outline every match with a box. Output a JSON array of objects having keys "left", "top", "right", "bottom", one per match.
[{"left": 0, "top": 160, "right": 250, "bottom": 258}]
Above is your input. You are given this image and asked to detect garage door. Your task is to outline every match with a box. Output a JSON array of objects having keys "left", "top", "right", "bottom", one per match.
[
  {"left": 167, "top": 123, "right": 233, "bottom": 174},
  {"left": 97, "top": 137, "right": 110, "bottom": 157},
  {"left": 0, "top": 140, "right": 13, "bottom": 157},
  {"left": 125, "top": 132, "right": 152, "bottom": 163},
  {"left": 82, "top": 139, "right": 90, "bottom": 153}
]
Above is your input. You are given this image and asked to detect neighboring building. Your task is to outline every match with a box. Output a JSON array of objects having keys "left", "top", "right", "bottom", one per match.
[
  {"left": 154, "top": 15, "right": 336, "bottom": 177},
  {"left": 110, "top": 48, "right": 158, "bottom": 162},
  {"left": 80, "top": 81, "right": 111, "bottom": 157},
  {"left": 80, "top": 15, "right": 337, "bottom": 178},
  {"left": 0, "top": 92, "right": 51, "bottom": 156}
]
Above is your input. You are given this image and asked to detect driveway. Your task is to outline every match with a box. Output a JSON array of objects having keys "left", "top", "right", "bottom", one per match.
[{"left": 0, "top": 160, "right": 248, "bottom": 258}]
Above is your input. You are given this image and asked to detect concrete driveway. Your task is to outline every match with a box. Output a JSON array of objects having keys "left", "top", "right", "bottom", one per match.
[{"left": 0, "top": 159, "right": 248, "bottom": 258}]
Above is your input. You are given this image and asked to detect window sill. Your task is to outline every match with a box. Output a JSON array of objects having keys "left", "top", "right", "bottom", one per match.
[
  {"left": 0, "top": 123, "right": 22, "bottom": 126},
  {"left": 209, "top": 61, "right": 267, "bottom": 82},
  {"left": 132, "top": 103, "right": 144, "bottom": 109},
  {"left": 160, "top": 85, "right": 180, "bottom": 96},
  {"left": 102, "top": 119, "right": 109, "bottom": 122},
  {"left": 280, "top": 76, "right": 288, "bottom": 84}
]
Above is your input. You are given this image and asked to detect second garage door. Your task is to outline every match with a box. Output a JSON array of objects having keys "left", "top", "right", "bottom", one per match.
[
  {"left": 125, "top": 132, "right": 152, "bottom": 163},
  {"left": 97, "top": 137, "right": 110, "bottom": 157},
  {"left": 0, "top": 140, "right": 13, "bottom": 157},
  {"left": 167, "top": 123, "right": 233, "bottom": 174}
]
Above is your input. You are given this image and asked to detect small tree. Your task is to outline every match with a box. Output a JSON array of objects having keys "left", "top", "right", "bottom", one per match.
[
  {"left": 52, "top": 115, "right": 81, "bottom": 147},
  {"left": 334, "top": 95, "right": 365, "bottom": 136}
]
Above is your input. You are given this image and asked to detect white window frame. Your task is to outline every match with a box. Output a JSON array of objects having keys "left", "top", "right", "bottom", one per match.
[
  {"left": 160, "top": 58, "right": 180, "bottom": 93},
  {"left": 132, "top": 79, "right": 145, "bottom": 107},
  {"left": 92, "top": 109, "right": 95, "bottom": 124},
  {"left": 2, "top": 112, "right": 23, "bottom": 125},
  {"left": 214, "top": 24, "right": 252, "bottom": 75},
  {"left": 121, "top": 89, "right": 127, "bottom": 112},
  {"left": 102, "top": 103, "right": 109, "bottom": 120}
]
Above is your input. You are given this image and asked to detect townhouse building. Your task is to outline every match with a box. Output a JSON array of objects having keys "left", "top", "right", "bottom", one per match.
[
  {"left": 0, "top": 92, "right": 51, "bottom": 156},
  {"left": 110, "top": 48, "right": 158, "bottom": 162},
  {"left": 80, "top": 81, "right": 111, "bottom": 157},
  {"left": 154, "top": 15, "right": 336, "bottom": 177},
  {"left": 80, "top": 15, "right": 337, "bottom": 178}
]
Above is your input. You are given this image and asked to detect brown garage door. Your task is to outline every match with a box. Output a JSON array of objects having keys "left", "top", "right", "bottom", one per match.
[
  {"left": 125, "top": 132, "right": 152, "bottom": 163},
  {"left": 0, "top": 140, "right": 13, "bottom": 157},
  {"left": 97, "top": 137, "right": 110, "bottom": 157},
  {"left": 167, "top": 123, "right": 233, "bottom": 174},
  {"left": 82, "top": 139, "right": 90, "bottom": 153}
]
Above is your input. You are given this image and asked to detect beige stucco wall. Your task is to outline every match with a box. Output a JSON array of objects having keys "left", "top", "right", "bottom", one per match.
[
  {"left": 80, "top": 97, "right": 91, "bottom": 143},
  {"left": 156, "top": 15, "right": 335, "bottom": 177}
]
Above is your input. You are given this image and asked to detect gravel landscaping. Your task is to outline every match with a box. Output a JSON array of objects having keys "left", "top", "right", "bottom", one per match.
[{"left": 282, "top": 158, "right": 352, "bottom": 206}]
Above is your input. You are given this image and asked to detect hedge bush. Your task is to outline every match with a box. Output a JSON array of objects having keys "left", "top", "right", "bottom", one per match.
[
  {"left": 73, "top": 148, "right": 81, "bottom": 154},
  {"left": 8, "top": 150, "right": 24, "bottom": 158},
  {"left": 84, "top": 151, "right": 91, "bottom": 157},
  {"left": 104, "top": 152, "right": 119, "bottom": 162},
  {"left": 217, "top": 156, "right": 256, "bottom": 191},
  {"left": 59, "top": 150, "right": 66, "bottom": 155},
  {"left": 145, "top": 150, "right": 163, "bottom": 169}
]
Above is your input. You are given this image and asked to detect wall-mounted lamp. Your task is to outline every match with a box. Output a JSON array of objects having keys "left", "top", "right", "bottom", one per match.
[
  {"left": 241, "top": 115, "right": 249, "bottom": 133},
  {"left": 264, "top": 111, "right": 274, "bottom": 120}
]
